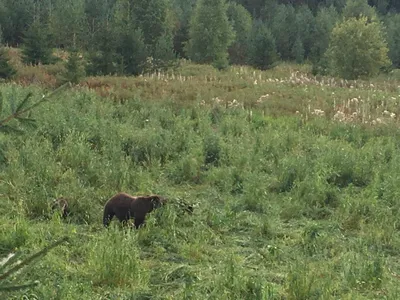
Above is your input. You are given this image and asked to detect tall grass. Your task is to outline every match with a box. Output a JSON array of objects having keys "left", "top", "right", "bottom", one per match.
[{"left": 1, "top": 62, "right": 400, "bottom": 298}]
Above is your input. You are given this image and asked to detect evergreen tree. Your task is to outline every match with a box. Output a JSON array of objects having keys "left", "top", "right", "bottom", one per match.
[
  {"left": 342, "top": 0, "right": 377, "bottom": 22},
  {"left": 311, "top": 5, "right": 339, "bottom": 62},
  {"left": 47, "top": 0, "right": 86, "bottom": 49},
  {"left": 310, "top": 5, "right": 339, "bottom": 74},
  {"left": 227, "top": 2, "right": 252, "bottom": 65},
  {"left": 61, "top": 48, "right": 85, "bottom": 84},
  {"left": 186, "top": 0, "right": 235, "bottom": 70},
  {"left": 173, "top": 18, "right": 190, "bottom": 59},
  {"left": 113, "top": 0, "right": 134, "bottom": 29},
  {"left": 387, "top": 0, "right": 400, "bottom": 12},
  {"left": 86, "top": 24, "right": 118, "bottom": 76},
  {"left": 292, "top": 36, "right": 305, "bottom": 64},
  {"left": 384, "top": 13, "right": 400, "bottom": 67},
  {"left": 171, "top": 0, "right": 197, "bottom": 58},
  {"left": 260, "top": 0, "right": 279, "bottom": 26},
  {"left": 233, "top": 0, "right": 266, "bottom": 18},
  {"left": 247, "top": 20, "right": 279, "bottom": 70},
  {"left": 270, "top": 4, "right": 297, "bottom": 60},
  {"left": 0, "top": 48, "right": 16, "bottom": 79},
  {"left": 84, "top": 0, "right": 115, "bottom": 50},
  {"left": 116, "top": 27, "right": 147, "bottom": 76},
  {"left": 0, "top": 0, "right": 35, "bottom": 46},
  {"left": 21, "top": 20, "right": 53, "bottom": 65},
  {"left": 294, "top": 5, "right": 316, "bottom": 59},
  {"left": 0, "top": 237, "right": 68, "bottom": 293},
  {"left": 369, "top": 0, "right": 389, "bottom": 14},
  {"left": 151, "top": 33, "right": 178, "bottom": 72},
  {"left": 132, "top": 0, "right": 170, "bottom": 48}
]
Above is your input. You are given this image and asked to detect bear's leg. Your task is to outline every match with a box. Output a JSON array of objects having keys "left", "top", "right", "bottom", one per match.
[
  {"left": 103, "top": 211, "right": 114, "bottom": 228},
  {"left": 134, "top": 217, "right": 145, "bottom": 229}
]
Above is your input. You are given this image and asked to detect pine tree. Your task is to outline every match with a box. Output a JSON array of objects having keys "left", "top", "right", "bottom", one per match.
[
  {"left": 60, "top": 48, "right": 85, "bottom": 84},
  {"left": 0, "top": 27, "right": 15, "bottom": 79},
  {"left": 113, "top": 0, "right": 134, "bottom": 29},
  {"left": 227, "top": 2, "right": 252, "bottom": 65},
  {"left": 0, "top": 237, "right": 68, "bottom": 293},
  {"left": 0, "top": 0, "right": 35, "bottom": 46},
  {"left": 0, "top": 48, "right": 16, "bottom": 80},
  {"left": 384, "top": 13, "right": 400, "bottom": 68},
  {"left": 171, "top": 0, "right": 196, "bottom": 58},
  {"left": 310, "top": 6, "right": 339, "bottom": 75},
  {"left": 151, "top": 33, "right": 178, "bottom": 72},
  {"left": 247, "top": 20, "right": 279, "bottom": 70},
  {"left": 342, "top": 0, "right": 378, "bottom": 22},
  {"left": 186, "top": 0, "right": 235, "bottom": 70},
  {"left": 260, "top": 0, "right": 279, "bottom": 26},
  {"left": 370, "top": 0, "right": 389, "bottom": 14},
  {"left": 84, "top": 0, "right": 115, "bottom": 50},
  {"left": 132, "top": 0, "right": 170, "bottom": 48},
  {"left": 86, "top": 24, "right": 117, "bottom": 76},
  {"left": 21, "top": 20, "right": 53, "bottom": 65},
  {"left": 47, "top": 0, "right": 86, "bottom": 49},
  {"left": 116, "top": 28, "right": 147, "bottom": 76},
  {"left": 294, "top": 5, "right": 316, "bottom": 60},
  {"left": 270, "top": 4, "right": 297, "bottom": 60},
  {"left": 310, "top": 6, "right": 339, "bottom": 63},
  {"left": 292, "top": 36, "right": 305, "bottom": 64}
]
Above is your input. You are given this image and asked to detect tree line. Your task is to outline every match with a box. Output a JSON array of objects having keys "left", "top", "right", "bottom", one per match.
[{"left": 0, "top": 0, "right": 399, "bottom": 80}]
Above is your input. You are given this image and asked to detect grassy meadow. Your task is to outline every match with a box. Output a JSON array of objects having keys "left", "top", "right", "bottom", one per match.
[{"left": 2, "top": 54, "right": 400, "bottom": 299}]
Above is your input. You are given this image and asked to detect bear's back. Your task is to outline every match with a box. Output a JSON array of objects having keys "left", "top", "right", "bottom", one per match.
[
  {"left": 129, "top": 196, "right": 156, "bottom": 217},
  {"left": 105, "top": 192, "right": 136, "bottom": 214}
]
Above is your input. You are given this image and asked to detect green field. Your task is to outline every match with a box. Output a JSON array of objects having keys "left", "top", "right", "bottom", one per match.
[{"left": 2, "top": 62, "right": 400, "bottom": 299}]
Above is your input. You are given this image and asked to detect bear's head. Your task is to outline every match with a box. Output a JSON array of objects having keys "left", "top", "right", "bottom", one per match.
[{"left": 149, "top": 195, "right": 167, "bottom": 209}]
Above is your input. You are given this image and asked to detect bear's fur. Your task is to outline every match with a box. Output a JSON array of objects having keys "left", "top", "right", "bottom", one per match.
[
  {"left": 51, "top": 197, "right": 70, "bottom": 219},
  {"left": 103, "top": 192, "right": 167, "bottom": 229}
]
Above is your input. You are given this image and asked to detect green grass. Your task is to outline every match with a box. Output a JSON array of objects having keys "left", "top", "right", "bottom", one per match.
[{"left": 1, "top": 62, "right": 400, "bottom": 299}]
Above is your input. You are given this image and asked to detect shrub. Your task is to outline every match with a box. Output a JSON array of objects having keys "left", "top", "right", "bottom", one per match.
[
  {"left": 326, "top": 16, "right": 391, "bottom": 79},
  {"left": 203, "top": 134, "right": 221, "bottom": 166}
]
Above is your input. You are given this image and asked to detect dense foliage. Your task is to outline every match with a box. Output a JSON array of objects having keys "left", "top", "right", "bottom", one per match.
[
  {"left": 327, "top": 16, "right": 390, "bottom": 79},
  {"left": 186, "top": 0, "right": 234, "bottom": 69},
  {"left": 0, "top": 0, "right": 399, "bottom": 79}
]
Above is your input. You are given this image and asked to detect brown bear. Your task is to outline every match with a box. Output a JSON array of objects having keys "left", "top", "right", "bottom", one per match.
[
  {"left": 103, "top": 192, "right": 167, "bottom": 229},
  {"left": 51, "top": 197, "right": 70, "bottom": 219}
]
